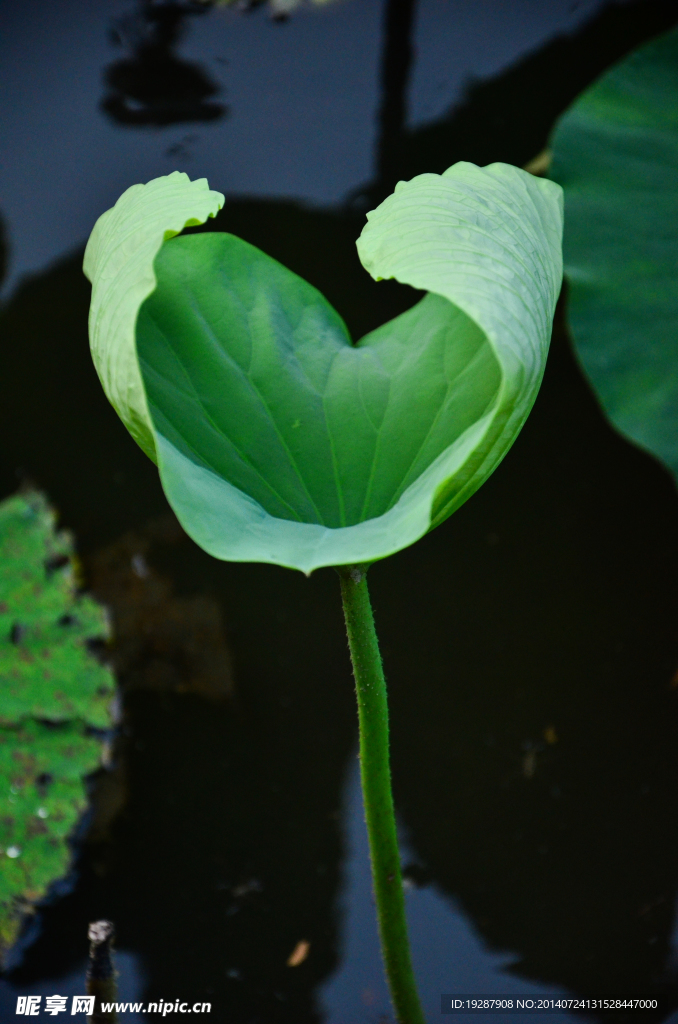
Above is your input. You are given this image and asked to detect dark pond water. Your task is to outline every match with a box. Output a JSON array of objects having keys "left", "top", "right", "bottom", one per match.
[{"left": 2, "top": 1, "right": 678, "bottom": 1021}]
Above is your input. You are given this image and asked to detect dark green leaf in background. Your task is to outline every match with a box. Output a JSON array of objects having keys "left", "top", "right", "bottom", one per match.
[{"left": 550, "top": 26, "right": 678, "bottom": 484}]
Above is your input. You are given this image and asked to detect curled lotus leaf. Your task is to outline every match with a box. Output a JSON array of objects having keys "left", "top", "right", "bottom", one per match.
[{"left": 85, "top": 166, "right": 563, "bottom": 573}]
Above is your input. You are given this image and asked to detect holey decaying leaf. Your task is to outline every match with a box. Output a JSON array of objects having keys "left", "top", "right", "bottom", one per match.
[
  {"left": 0, "top": 491, "right": 114, "bottom": 960},
  {"left": 84, "top": 166, "right": 563, "bottom": 573}
]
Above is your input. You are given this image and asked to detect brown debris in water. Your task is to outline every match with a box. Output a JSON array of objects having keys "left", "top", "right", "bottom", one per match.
[
  {"left": 286, "top": 939, "right": 310, "bottom": 967},
  {"left": 86, "top": 514, "right": 234, "bottom": 700}
]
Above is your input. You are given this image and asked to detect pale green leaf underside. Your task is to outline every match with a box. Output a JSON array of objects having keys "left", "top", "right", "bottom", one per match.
[
  {"left": 84, "top": 172, "right": 225, "bottom": 460},
  {"left": 550, "top": 27, "right": 678, "bottom": 484},
  {"left": 87, "top": 167, "right": 563, "bottom": 573}
]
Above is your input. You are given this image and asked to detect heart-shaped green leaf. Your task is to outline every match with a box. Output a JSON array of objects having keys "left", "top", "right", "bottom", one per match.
[
  {"left": 549, "top": 26, "right": 678, "bottom": 484},
  {"left": 85, "top": 166, "right": 563, "bottom": 573}
]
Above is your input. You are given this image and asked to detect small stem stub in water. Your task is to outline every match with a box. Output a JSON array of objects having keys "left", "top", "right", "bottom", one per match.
[{"left": 87, "top": 920, "right": 117, "bottom": 1024}]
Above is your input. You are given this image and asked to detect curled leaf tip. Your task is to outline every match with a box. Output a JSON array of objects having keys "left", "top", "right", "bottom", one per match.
[
  {"left": 84, "top": 173, "right": 225, "bottom": 462},
  {"left": 356, "top": 161, "right": 563, "bottom": 531}
]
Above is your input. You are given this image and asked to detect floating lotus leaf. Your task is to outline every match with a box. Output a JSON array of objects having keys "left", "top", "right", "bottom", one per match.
[
  {"left": 0, "top": 721, "right": 103, "bottom": 958},
  {"left": 0, "top": 491, "right": 114, "bottom": 725},
  {"left": 0, "top": 491, "right": 114, "bottom": 960},
  {"left": 85, "top": 166, "right": 563, "bottom": 573}
]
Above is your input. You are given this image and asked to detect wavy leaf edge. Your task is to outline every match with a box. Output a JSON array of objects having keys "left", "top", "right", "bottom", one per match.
[
  {"left": 85, "top": 166, "right": 563, "bottom": 573},
  {"left": 84, "top": 171, "right": 226, "bottom": 461}
]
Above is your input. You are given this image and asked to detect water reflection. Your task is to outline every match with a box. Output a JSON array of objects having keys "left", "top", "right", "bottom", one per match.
[
  {"left": 374, "top": 310, "right": 678, "bottom": 1011},
  {"left": 0, "top": 951, "right": 145, "bottom": 1022},
  {"left": 321, "top": 762, "right": 584, "bottom": 1024},
  {"left": 368, "top": 0, "right": 678, "bottom": 204},
  {"left": 102, "top": 1, "right": 226, "bottom": 126}
]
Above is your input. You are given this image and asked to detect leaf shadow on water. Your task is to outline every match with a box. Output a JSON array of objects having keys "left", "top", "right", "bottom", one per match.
[{"left": 2, "top": 3, "right": 678, "bottom": 1018}]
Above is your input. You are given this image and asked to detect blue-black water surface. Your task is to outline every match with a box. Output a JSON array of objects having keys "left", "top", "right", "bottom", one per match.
[{"left": 1, "top": 0, "right": 611, "bottom": 298}]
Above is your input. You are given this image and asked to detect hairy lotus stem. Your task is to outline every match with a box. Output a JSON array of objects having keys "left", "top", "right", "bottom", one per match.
[{"left": 336, "top": 565, "right": 426, "bottom": 1024}]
